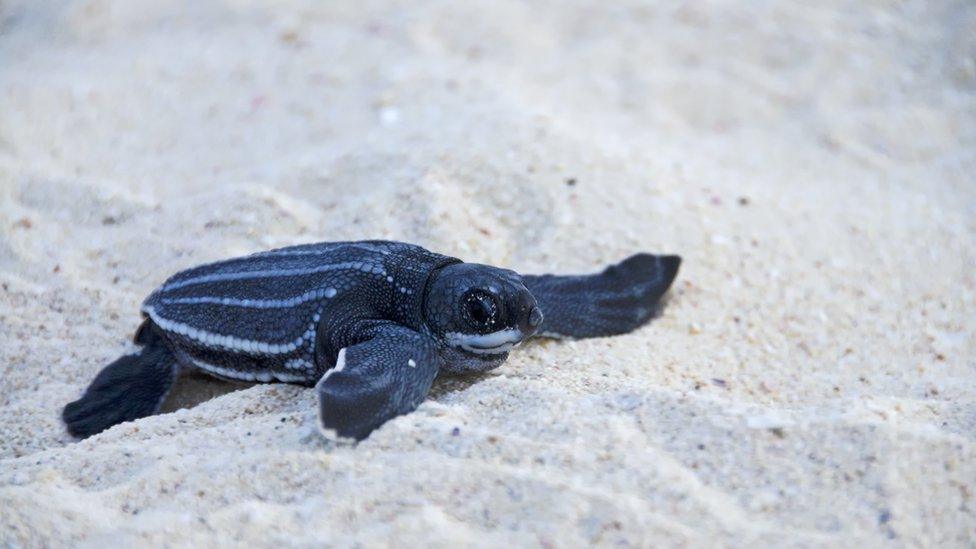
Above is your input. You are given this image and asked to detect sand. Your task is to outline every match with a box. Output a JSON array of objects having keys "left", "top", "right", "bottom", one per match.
[{"left": 1, "top": 0, "right": 974, "bottom": 546}]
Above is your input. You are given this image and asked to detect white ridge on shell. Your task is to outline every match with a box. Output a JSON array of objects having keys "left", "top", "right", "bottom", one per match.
[
  {"left": 143, "top": 305, "right": 316, "bottom": 355},
  {"left": 162, "top": 261, "right": 382, "bottom": 291},
  {"left": 160, "top": 287, "right": 337, "bottom": 309},
  {"left": 190, "top": 357, "right": 308, "bottom": 383}
]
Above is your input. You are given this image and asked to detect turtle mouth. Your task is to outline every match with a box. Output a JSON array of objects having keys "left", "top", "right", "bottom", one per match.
[
  {"left": 462, "top": 341, "right": 520, "bottom": 355},
  {"left": 445, "top": 329, "right": 524, "bottom": 355}
]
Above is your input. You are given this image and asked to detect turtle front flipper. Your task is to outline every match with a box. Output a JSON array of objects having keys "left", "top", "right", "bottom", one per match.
[
  {"left": 523, "top": 253, "right": 681, "bottom": 340},
  {"left": 63, "top": 334, "right": 178, "bottom": 439},
  {"left": 316, "top": 323, "right": 441, "bottom": 441}
]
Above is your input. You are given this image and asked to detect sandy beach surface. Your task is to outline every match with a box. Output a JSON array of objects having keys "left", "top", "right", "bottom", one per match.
[{"left": 1, "top": 0, "right": 974, "bottom": 546}]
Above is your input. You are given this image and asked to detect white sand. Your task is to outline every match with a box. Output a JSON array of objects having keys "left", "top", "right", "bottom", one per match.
[{"left": 1, "top": 0, "right": 974, "bottom": 546}]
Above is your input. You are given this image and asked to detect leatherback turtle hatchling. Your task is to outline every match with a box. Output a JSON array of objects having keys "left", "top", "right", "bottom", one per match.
[{"left": 63, "top": 240, "right": 680, "bottom": 441}]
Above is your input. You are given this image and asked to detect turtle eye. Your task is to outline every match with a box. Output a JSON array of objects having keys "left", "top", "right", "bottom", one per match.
[{"left": 462, "top": 290, "right": 497, "bottom": 331}]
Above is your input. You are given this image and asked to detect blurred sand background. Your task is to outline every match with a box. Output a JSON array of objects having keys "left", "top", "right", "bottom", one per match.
[{"left": 1, "top": 0, "right": 975, "bottom": 546}]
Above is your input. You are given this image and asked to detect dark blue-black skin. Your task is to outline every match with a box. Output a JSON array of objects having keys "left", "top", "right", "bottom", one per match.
[{"left": 63, "top": 241, "right": 680, "bottom": 441}]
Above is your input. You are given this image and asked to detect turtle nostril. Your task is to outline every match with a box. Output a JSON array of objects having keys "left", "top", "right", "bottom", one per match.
[{"left": 528, "top": 307, "right": 544, "bottom": 328}]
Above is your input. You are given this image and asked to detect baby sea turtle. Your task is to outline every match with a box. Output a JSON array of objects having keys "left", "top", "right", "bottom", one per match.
[{"left": 63, "top": 241, "right": 680, "bottom": 441}]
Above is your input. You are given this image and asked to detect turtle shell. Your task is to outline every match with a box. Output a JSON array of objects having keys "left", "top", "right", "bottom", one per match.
[{"left": 140, "top": 241, "right": 453, "bottom": 384}]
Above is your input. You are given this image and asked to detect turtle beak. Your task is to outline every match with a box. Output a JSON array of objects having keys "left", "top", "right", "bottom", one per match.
[
  {"left": 528, "top": 306, "right": 544, "bottom": 331},
  {"left": 516, "top": 292, "right": 543, "bottom": 338}
]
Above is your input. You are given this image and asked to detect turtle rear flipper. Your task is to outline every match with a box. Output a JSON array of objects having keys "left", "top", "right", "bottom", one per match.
[
  {"left": 63, "top": 341, "right": 177, "bottom": 439},
  {"left": 523, "top": 253, "right": 680, "bottom": 339}
]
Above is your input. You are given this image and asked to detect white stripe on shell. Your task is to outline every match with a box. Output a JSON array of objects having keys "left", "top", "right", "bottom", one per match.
[
  {"left": 160, "top": 287, "right": 337, "bottom": 309},
  {"left": 254, "top": 242, "right": 392, "bottom": 258},
  {"left": 445, "top": 329, "right": 524, "bottom": 355},
  {"left": 346, "top": 243, "right": 392, "bottom": 255},
  {"left": 143, "top": 305, "right": 320, "bottom": 355},
  {"left": 285, "top": 358, "right": 315, "bottom": 371},
  {"left": 161, "top": 261, "right": 383, "bottom": 291},
  {"left": 189, "top": 357, "right": 308, "bottom": 383}
]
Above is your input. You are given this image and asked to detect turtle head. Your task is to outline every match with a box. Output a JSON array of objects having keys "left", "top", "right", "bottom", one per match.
[{"left": 424, "top": 263, "right": 543, "bottom": 370}]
